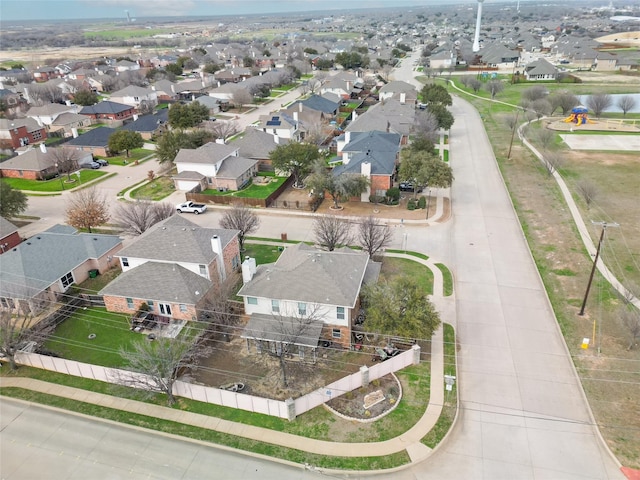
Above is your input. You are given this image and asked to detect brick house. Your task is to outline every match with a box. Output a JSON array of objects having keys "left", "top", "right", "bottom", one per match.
[
  {"left": 238, "top": 243, "right": 381, "bottom": 350},
  {"left": 333, "top": 130, "right": 401, "bottom": 200},
  {"left": 173, "top": 141, "right": 258, "bottom": 192},
  {"left": 0, "top": 118, "right": 47, "bottom": 149},
  {"left": 79, "top": 101, "right": 135, "bottom": 125},
  {"left": 0, "top": 225, "right": 123, "bottom": 314},
  {"left": 99, "top": 215, "right": 241, "bottom": 323},
  {"left": 63, "top": 126, "right": 114, "bottom": 157},
  {"left": 0, "top": 217, "right": 21, "bottom": 254},
  {"left": 0, "top": 144, "right": 92, "bottom": 180}
]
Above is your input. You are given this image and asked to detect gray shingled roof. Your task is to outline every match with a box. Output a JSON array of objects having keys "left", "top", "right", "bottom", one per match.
[
  {"left": 296, "top": 94, "right": 340, "bottom": 114},
  {"left": 116, "top": 215, "right": 239, "bottom": 265},
  {"left": 333, "top": 150, "right": 395, "bottom": 176},
  {"left": 241, "top": 313, "right": 324, "bottom": 347},
  {"left": 237, "top": 243, "right": 371, "bottom": 307},
  {"left": 379, "top": 80, "right": 417, "bottom": 94},
  {"left": 341, "top": 130, "right": 401, "bottom": 154},
  {"left": 215, "top": 155, "right": 258, "bottom": 179},
  {"left": 0, "top": 228, "right": 122, "bottom": 299},
  {"left": 65, "top": 126, "right": 115, "bottom": 147},
  {"left": 174, "top": 142, "right": 239, "bottom": 165},
  {"left": 346, "top": 100, "right": 415, "bottom": 137},
  {"left": 233, "top": 128, "right": 288, "bottom": 160},
  {"left": 98, "top": 261, "right": 212, "bottom": 306},
  {"left": 121, "top": 110, "right": 168, "bottom": 133},
  {"left": 79, "top": 101, "right": 132, "bottom": 115},
  {"left": 0, "top": 217, "right": 18, "bottom": 238}
]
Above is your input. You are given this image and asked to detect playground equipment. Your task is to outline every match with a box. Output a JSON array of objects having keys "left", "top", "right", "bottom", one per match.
[{"left": 564, "top": 106, "right": 595, "bottom": 125}]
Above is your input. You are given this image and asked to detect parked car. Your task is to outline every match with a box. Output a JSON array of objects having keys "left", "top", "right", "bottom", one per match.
[
  {"left": 176, "top": 201, "right": 207, "bottom": 214},
  {"left": 80, "top": 161, "right": 100, "bottom": 169},
  {"left": 95, "top": 159, "right": 109, "bottom": 166},
  {"left": 399, "top": 182, "right": 423, "bottom": 193}
]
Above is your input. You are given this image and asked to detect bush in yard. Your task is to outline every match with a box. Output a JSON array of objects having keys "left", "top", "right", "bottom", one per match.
[
  {"left": 407, "top": 199, "right": 416, "bottom": 210},
  {"left": 385, "top": 187, "right": 400, "bottom": 205},
  {"left": 418, "top": 196, "right": 426, "bottom": 209}
]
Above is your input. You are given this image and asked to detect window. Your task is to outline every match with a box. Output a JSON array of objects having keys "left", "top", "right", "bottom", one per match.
[
  {"left": 232, "top": 254, "right": 239, "bottom": 269},
  {"left": 60, "top": 272, "right": 74, "bottom": 289},
  {"left": 126, "top": 298, "right": 134, "bottom": 309},
  {"left": 336, "top": 306, "right": 345, "bottom": 320},
  {"left": 179, "top": 304, "right": 187, "bottom": 313},
  {"left": 159, "top": 303, "right": 172, "bottom": 315},
  {"left": 298, "top": 302, "right": 307, "bottom": 316},
  {"left": 199, "top": 264, "right": 207, "bottom": 276},
  {"left": 332, "top": 329, "right": 342, "bottom": 339},
  {"left": 122, "top": 257, "right": 129, "bottom": 267},
  {"left": 247, "top": 297, "right": 258, "bottom": 305},
  {"left": 147, "top": 300, "right": 154, "bottom": 311},
  {"left": 271, "top": 299, "right": 279, "bottom": 313}
]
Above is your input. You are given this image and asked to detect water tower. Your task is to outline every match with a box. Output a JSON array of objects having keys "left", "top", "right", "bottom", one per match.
[{"left": 472, "top": 0, "right": 485, "bottom": 53}]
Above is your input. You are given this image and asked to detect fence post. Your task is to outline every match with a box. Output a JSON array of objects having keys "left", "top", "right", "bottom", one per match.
[
  {"left": 285, "top": 397, "right": 296, "bottom": 421},
  {"left": 360, "top": 365, "right": 370, "bottom": 387},
  {"left": 412, "top": 344, "right": 421, "bottom": 364}
]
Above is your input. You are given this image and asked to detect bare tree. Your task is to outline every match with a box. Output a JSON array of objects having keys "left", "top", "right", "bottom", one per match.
[
  {"left": 65, "top": 187, "right": 110, "bottom": 233},
  {"left": 413, "top": 110, "right": 440, "bottom": 145},
  {"left": 118, "top": 327, "right": 206, "bottom": 405},
  {"left": 247, "top": 305, "right": 323, "bottom": 387},
  {"left": 576, "top": 179, "right": 598, "bottom": 208},
  {"left": 357, "top": 216, "right": 393, "bottom": 258},
  {"left": 485, "top": 79, "right": 505, "bottom": 99},
  {"left": 543, "top": 151, "right": 565, "bottom": 176},
  {"left": 619, "top": 307, "right": 640, "bottom": 351},
  {"left": 522, "top": 85, "right": 548, "bottom": 102},
  {"left": 113, "top": 200, "right": 175, "bottom": 236},
  {"left": 549, "top": 90, "right": 579, "bottom": 115},
  {"left": 617, "top": 95, "right": 637, "bottom": 116},
  {"left": 219, "top": 204, "right": 260, "bottom": 251},
  {"left": 199, "top": 281, "right": 238, "bottom": 342},
  {"left": 27, "top": 83, "right": 65, "bottom": 105},
  {"left": 380, "top": 64, "right": 394, "bottom": 82},
  {"left": 586, "top": 92, "right": 612, "bottom": 118},
  {"left": 531, "top": 98, "right": 552, "bottom": 120},
  {"left": 500, "top": 111, "right": 520, "bottom": 130},
  {"left": 313, "top": 214, "right": 352, "bottom": 251},
  {"left": 468, "top": 78, "right": 482, "bottom": 93},
  {"left": 536, "top": 128, "right": 555, "bottom": 150},
  {"left": 232, "top": 89, "right": 253, "bottom": 112},
  {"left": 48, "top": 147, "right": 80, "bottom": 182},
  {"left": 0, "top": 311, "right": 53, "bottom": 370},
  {"left": 206, "top": 120, "right": 240, "bottom": 143}
]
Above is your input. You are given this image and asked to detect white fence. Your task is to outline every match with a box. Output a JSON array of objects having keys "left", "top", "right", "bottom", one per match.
[{"left": 15, "top": 345, "right": 419, "bottom": 420}]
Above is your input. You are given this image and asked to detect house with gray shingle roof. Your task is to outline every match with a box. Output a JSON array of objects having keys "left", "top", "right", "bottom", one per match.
[
  {"left": 99, "top": 215, "right": 240, "bottom": 323},
  {"left": 79, "top": 100, "right": 135, "bottom": 125},
  {"left": 378, "top": 81, "right": 418, "bottom": 104},
  {"left": 238, "top": 242, "right": 380, "bottom": 350},
  {"left": 0, "top": 217, "right": 21, "bottom": 254},
  {"left": 524, "top": 58, "right": 558, "bottom": 81},
  {"left": 0, "top": 225, "right": 122, "bottom": 314},
  {"left": 64, "top": 126, "right": 115, "bottom": 157},
  {"left": 233, "top": 128, "right": 289, "bottom": 170},
  {"left": 109, "top": 85, "right": 158, "bottom": 111},
  {"left": 173, "top": 141, "right": 258, "bottom": 192},
  {"left": 0, "top": 144, "right": 92, "bottom": 180},
  {"left": 121, "top": 109, "right": 168, "bottom": 140},
  {"left": 346, "top": 98, "right": 415, "bottom": 143}
]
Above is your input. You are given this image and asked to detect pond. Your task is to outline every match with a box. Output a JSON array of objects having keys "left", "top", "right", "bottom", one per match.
[{"left": 577, "top": 93, "right": 640, "bottom": 113}]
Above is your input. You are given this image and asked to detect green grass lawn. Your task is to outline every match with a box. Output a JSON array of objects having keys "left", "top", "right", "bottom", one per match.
[
  {"left": 242, "top": 243, "right": 284, "bottom": 265},
  {"left": 381, "top": 257, "right": 434, "bottom": 295},
  {"left": 203, "top": 176, "right": 286, "bottom": 199},
  {"left": 102, "top": 148, "right": 155, "bottom": 166},
  {"left": 129, "top": 175, "right": 175, "bottom": 200},
  {"left": 43, "top": 307, "right": 134, "bottom": 368},
  {"left": 435, "top": 263, "right": 454, "bottom": 296},
  {"left": 2, "top": 170, "right": 106, "bottom": 192}
]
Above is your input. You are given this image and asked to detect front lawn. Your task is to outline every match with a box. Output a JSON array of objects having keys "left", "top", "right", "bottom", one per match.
[
  {"left": 102, "top": 148, "right": 155, "bottom": 166},
  {"left": 2, "top": 170, "right": 107, "bottom": 192},
  {"left": 129, "top": 175, "right": 175, "bottom": 200},
  {"left": 381, "top": 257, "right": 434, "bottom": 295},
  {"left": 203, "top": 176, "right": 286, "bottom": 199}
]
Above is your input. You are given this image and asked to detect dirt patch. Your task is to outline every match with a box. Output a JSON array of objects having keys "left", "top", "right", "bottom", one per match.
[{"left": 325, "top": 374, "right": 400, "bottom": 420}]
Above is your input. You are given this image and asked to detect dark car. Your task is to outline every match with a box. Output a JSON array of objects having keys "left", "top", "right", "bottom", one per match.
[
  {"left": 80, "top": 161, "right": 100, "bottom": 169},
  {"left": 95, "top": 159, "right": 109, "bottom": 167},
  {"left": 399, "top": 182, "right": 423, "bottom": 193}
]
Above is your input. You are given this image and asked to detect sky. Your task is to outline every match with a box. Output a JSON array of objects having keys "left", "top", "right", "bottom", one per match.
[{"left": 0, "top": 0, "right": 538, "bottom": 22}]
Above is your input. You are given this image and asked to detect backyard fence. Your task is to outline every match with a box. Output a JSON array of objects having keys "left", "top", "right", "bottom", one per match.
[
  {"left": 14, "top": 345, "right": 420, "bottom": 421},
  {"left": 186, "top": 175, "right": 295, "bottom": 209}
]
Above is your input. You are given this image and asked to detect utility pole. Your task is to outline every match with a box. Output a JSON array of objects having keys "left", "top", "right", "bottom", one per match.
[
  {"left": 578, "top": 221, "right": 619, "bottom": 316},
  {"left": 507, "top": 109, "right": 520, "bottom": 159}
]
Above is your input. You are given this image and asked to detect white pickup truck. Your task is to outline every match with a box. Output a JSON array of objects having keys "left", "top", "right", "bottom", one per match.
[{"left": 176, "top": 201, "right": 207, "bottom": 214}]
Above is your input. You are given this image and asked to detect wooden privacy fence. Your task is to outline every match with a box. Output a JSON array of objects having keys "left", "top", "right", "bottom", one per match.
[
  {"left": 14, "top": 345, "right": 420, "bottom": 421},
  {"left": 186, "top": 175, "right": 296, "bottom": 209}
]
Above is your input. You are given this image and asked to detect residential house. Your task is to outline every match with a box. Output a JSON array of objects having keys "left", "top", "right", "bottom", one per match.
[
  {"left": 151, "top": 80, "right": 180, "bottom": 103},
  {"left": 321, "top": 72, "right": 363, "bottom": 99},
  {"left": 279, "top": 102, "right": 333, "bottom": 143},
  {"left": 113, "top": 59, "right": 140, "bottom": 72},
  {"left": 32, "top": 66, "right": 60, "bottom": 82},
  {"left": 192, "top": 95, "right": 221, "bottom": 117},
  {"left": 234, "top": 127, "right": 289, "bottom": 171},
  {"left": 428, "top": 49, "right": 456, "bottom": 70},
  {"left": 377, "top": 81, "right": 418, "bottom": 104},
  {"left": 121, "top": 109, "right": 169, "bottom": 140},
  {"left": 0, "top": 88, "right": 27, "bottom": 116},
  {"left": 0, "top": 118, "right": 47, "bottom": 150},
  {"left": 26, "top": 103, "right": 78, "bottom": 128},
  {"left": 291, "top": 94, "right": 340, "bottom": 117},
  {"left": 255, "top": 113, "right": 299, "bottom": 141},
  {"left": 238, "top": 243, "right": 381, "bottom": 351},
  {"left": 0, "top": 224, "right": 123, "bottom": 314},
  {"left": 477, "top": 44, "right": 520, "bottom": 70},
  {"left": 523, "top": 58, "right": 558, "bottom": 81},
  {"left": 0, "top": 144, "right": 90, "bottom": 180},
  {"left": 64, "top": 126, "right": 115, "bottom": 157},
  {"left": 173, "top": 141, "right": 258, "bottom": 192},
  {"left": 0, "top": 217, "right": 21, "bottom": 254},
  {"left": 334, "top": 130, "right": 401, "bottom": 200},
  {"left": 79, "top": 100, "right": 135, "bottom": 126},
  {"left": 99, "top": 215, "right": 240, "bottom": 323},
  {"left": 49, "top": 112, "right": 94, "bottom": 137},
  {"left": 109, "top": 85, "right": 158, "bottom": 111},
  {"left": 346, "top": 98, "right": 414, "bottom": 144}
]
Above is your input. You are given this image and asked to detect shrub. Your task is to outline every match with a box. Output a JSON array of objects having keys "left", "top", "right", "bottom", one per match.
[
  {"left": 385, "top": 187, "right": 400, "bottom": 204},
  {"left": 407, "top": 199, "right": 416, "bottom": 210},
  {"left": 369, "top": 194, "right": 385, "bottom": 204},
  {"left": 418, "top": 196, "right": 426, "bottom": 209}
]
